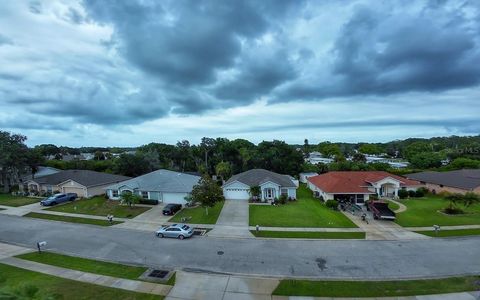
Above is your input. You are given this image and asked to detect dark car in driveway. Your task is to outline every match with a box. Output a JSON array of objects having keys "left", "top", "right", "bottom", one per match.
[
  {"left": 40, "top": 193, "right": 77, "bottom": 206},
  {"left": 162, "top": 203, "right": 182, "bottom": 215}
]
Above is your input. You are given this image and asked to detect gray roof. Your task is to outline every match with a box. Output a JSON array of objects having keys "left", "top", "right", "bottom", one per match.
[
  {"left": 225, "top": 169, "right": 296, "bottom": 188},
  {"left": 106, "top": 169, "right": 201, "bottom": 193},
  {"left": 29, "top": 170, "right": 131, "bottom": 188},
  {"left": 405, "top": 169, "right": 480, "bottom": 190}
]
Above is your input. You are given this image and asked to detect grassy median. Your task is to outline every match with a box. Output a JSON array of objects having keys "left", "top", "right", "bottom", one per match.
[
  {"left": 250, "top": 230, "right": 365, "bottom": 239},
  {"left": 16, "top": 251, "right": 147, "bottom": 280},
  {"left": 274, "top": 276, "right": 480, "bottom": 297},
  {"left": 24, "top": 212, "right": 123, "bottom": 226},
  {"left": 415, "top": 228, "right": 480, "bottom": 237},
  {"left": 0, "top": 263, "right": 162, "bottom": 300}
]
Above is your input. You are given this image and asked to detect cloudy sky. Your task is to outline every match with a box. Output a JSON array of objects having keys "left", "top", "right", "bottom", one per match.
[{"left": 1, "top": 0, "right": 479, "bottom": 147}]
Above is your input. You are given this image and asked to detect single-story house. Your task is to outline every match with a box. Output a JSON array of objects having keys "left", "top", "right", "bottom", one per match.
[
  {"left": 307, "top": 171, "right": 421, "bottom": 205},
  {"left": 222, "top": 169, "right": 298, "bottom": 201},
  {"left": 405, "top": 169, "right": 480, "bottom": 195},
  {"left": 23, "top": 170, "right": 130, "bottom": 198},
  {"left": 105, "top": 169, "right": 201, "bottom": 204},
  {"left": 299, "top": 172, "right": 318, "bottom": 183}
]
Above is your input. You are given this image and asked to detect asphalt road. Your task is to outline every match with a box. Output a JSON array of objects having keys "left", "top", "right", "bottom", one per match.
[{"left": 1, "top": 214, "right": 479, "bottom": 279}]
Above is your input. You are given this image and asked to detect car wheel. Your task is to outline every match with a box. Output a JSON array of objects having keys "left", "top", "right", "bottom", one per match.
[
  {"left": 156, "top": 233, "right": 164, "bottom": 238},
  {"left": 178, "top": 235, "right": 185, "bottom": 240}
]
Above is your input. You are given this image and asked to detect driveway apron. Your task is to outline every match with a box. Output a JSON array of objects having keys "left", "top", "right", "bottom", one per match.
[{"left": 208, "top": 200, "right": 253, "bottom": 238}]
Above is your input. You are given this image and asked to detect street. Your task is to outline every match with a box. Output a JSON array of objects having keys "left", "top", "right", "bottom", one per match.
[{"left": 1, "top": 214, "right": 479, "bottom": 279}]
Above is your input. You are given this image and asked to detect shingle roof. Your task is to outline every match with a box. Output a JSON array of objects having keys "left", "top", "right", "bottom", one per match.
[
  {"left": 105, "top": 169, "right": 201, "bottom": 193},
  {"left": 30, "top": 170, "right": 130, "bottom": 187},
  {"left": 405, "top": 169, "right": 480, "bottom": 190},
  {"left": 224, "top": 169, "right": 296, "bottom": 188},
  {"left": 308, "top": 171, "right": 420, "bottom": 194}
]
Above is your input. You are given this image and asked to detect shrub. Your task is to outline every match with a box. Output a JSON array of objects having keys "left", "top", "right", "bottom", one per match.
[
  {"left": 414, "top": 189, "right": 425, "bottom": 197},
  {"left": 279, "top": 194, "right": 287, "bottom": 204},
  {"left": 139, "top": 199, "right": 158, "bottom": 205},
  {"left": 325, "top": 200, "right": 338, "bottom": 210},
  {"left": 408, "top": 190, "right": 416, "bottom": 198},
  {"left": 318, "top": 195, "right": 324, "bottom": 202},
  {"left": 370, "top": 194, "right": 379, "bottom": 200},
  {"left": 398, "top": 189, "right": 408, "bottom": 199},
  {"left": 442, "top": 207, "right": 465, "bottom": 215}
]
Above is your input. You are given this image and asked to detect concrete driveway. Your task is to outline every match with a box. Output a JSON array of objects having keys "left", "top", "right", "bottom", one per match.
[
  {"left": 208, "top": 200, "right": 253, "bottom": 238},
  {"left": 113, "top": 204, "right": 171, "bottom": 231}
]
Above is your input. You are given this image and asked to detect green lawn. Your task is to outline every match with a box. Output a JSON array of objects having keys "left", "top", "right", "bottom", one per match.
[
  {"left": 25, "top": 212, "right": 123, "bottom": 226},
  {"left": 0, "top": 263, "right": 162, "bottom": 300},
  {"left": 16, "top": 251, "right": 147, "bottom": 280},
  {"left": 47, "top": 196, "right": 151, "bottom": 218},
  {"left": 169, "top": 201, "right": 224, "bottom": 224},
  {"left": 273, "top": 276, "right": 480, "bottom": 297},
  {"left": 250, "top": 230, "right": 365, "bottom": 239},
  {"left": 249, "top": 185, "right": 357, "bottom": 228},
  {"left": 415, "top": 228, "right": 480, "bottom": 237},
  {"left": 388, "top": 200, "right": 400, "bottom": 211},
  {"left": 0, "top": 193, "right": 40, "bottom": 207},
  {"left": 396, "top": 196, "right": 480, "bottom": 227}
]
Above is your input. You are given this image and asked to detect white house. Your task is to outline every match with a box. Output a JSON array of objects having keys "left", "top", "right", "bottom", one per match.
[
  {"left": 307, "top": 171, "right": 421, "bottom": 205},
  {"left": 299, "top": 172, "right": 318, "bottom": 183},
  {"left": 222, "top": 169, "right": 297, "bottom": 201},
  {"left": 105, "top": 169, "right": 201, "bottom": 205}
]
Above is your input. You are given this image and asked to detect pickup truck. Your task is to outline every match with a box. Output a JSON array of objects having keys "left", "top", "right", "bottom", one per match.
[
  {"left": 40, "top": 193, "right": 77, "bottom": 206},
  {"left": 368, "top": 201, "right": 396, "bottom": 220}
]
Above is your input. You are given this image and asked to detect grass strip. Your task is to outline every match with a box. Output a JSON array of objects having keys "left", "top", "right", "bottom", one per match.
[
  {"left": 415, "top": 228, "right": 480, "bottom": 237},
  {"left": 250, "top": 230, "right": 365, "bottom": 239},
  {"left": 274, "top": 276, "right": 480, "bottom": 297},
  {"left": 0, "top": 263, "right": 162, "bottom": 300},
  {"left": 24, "top": 212, "right": 123, "bottom": 226},
  {"left": 16, "top": 251, "right": 147, "bottom": 280}
]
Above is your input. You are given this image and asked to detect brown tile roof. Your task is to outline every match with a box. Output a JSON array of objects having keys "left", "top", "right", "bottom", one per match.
[{"left": 307, "top": 171, "right": 420, "bottom": 194}]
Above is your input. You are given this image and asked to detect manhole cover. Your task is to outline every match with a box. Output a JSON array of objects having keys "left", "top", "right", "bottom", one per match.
[
  {"left": 148, "top": 269, "right": 169, "bottom": 279},
  {"left": 217, "top": 251, "right": 224, "bottom": 255}
]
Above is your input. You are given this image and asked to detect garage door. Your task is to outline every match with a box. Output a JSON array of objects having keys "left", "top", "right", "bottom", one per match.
[
  {"left": 223, "top": 188, "right": 250, "bottom": 200},
  {"left": 62, "top": 187, "right": 86, "bottom": 198}
]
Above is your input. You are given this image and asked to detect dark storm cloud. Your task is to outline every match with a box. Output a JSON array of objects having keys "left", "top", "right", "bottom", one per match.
[{"left": 278, "top": 1, "right": 480, "bottom": 101}]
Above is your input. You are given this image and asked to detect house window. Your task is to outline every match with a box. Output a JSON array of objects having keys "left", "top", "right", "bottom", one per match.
[
  {"left": 281, "top": 188, "right": 288, "bottom": 196},
  {"left": 46, "top": 186, "right": 52, "bottom": 192},
  {"left": 112, "top": 190, "right": 119, "bottom": 197},
  {"left": 356, "top": 194, "right": 365, "bottom": 204},
  {"left": 141, "top": 191, "right": 149, "bottom": 199}
]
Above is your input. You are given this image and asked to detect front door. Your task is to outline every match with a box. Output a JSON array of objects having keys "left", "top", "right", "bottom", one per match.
[{"left": 264, "top": 188, "right": 275, "bottom": 200}]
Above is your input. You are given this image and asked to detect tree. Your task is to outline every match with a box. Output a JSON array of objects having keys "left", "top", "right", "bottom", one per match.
[
  {"left": 215, "top": 161, "right": 231, "bottom": 181},
  {"left": 352, "top": 153, "right": 366, "bottom": 163},
  {"left": 0, "top": 131, "right": 29, "bottom": 192},
  {"left": 94, "top": 150, "right": 105, "bottom": 160},
  {"left": 462, "top": 192, "right": 479, "bottom": 208},
  {"left": 318, "top": 142, "right": 341, "bottom": 158},
  {"left": 358, "top": 144, "right": 383, "bottom": 155},
  {"left": 120, "top": 192, "right": 142, "bottom": 207},
  {"left": 190, "top": 176, "right": 224, "bottom": 215},
  {"left": 249, "top": 185, "right": 261, "bottom": 200},
  {"left": 447, "top": 158, "right": 480, "bottom": 170},
  {"left": 409, "top": 152, "right": 443, "bottom": 169},
  {"left": 113, "top": 154, "right": 150, "bottom": 177},
  {"left": 200, "top": 137, "right": 216, "bottom": 172}
]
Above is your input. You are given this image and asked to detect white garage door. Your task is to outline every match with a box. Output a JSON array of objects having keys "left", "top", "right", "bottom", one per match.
[
  {"left": 62, "top": 187, "right": 86, "bottom": 198},
  {"left": 162, "top": 193, "right": 188, "bottom": 205},
  {"left": 223, "top": 188, "right": 250, "bottom": 200}
]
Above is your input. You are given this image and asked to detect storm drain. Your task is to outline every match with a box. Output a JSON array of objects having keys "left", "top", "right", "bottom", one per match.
[
  {"left": 148, "top": 269, "right": 169, "bottom": 279},
  {"left": 193, "top": 229, "right": 207, "bottom": 236}
]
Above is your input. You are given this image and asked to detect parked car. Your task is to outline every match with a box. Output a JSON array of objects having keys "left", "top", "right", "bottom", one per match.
[
  {"left": 155, "top": 224, "right": 194, "bottom": 239},
  {"left": 162, "top": 203, "right": 182, "bottom": 215},
  {"left": 40, "top": 193, "right": 77, "bottom": 206}
]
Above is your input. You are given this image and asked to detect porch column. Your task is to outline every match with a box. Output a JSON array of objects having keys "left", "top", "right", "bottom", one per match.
[{"left": 394, "top": 188, "right": 398, "bottom": 198}]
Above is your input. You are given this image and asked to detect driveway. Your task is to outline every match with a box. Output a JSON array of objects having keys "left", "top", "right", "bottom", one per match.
[
  {"left": 1, "top": 214, "right": 479, "bottom": 279},
  {"left": 208, "top": 200, "right": 253, "bottom": 238},
  {"left": 112, "top": 204, "right": 171, "bottom": 231}
]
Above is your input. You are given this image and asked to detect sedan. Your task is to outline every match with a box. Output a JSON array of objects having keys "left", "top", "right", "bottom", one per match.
[{"left": 155, "top": 224, "right": 194, "bottom": 240}]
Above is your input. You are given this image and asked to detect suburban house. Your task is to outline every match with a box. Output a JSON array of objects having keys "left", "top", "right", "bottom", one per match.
[
  {"left": 222, "top": 169, "right": 298, "bottom": 201},
  {"left": 307, "top": 171, "right": 421, "bottom": 205},
  {"left": 23, "top": 170, "right": 130, "bottom": 198},
  {"left": 405, "top": 169, "right": 480, "bottom": 195},
  {"left": 299, "top": 172, "right": 318, "bottom": 183},
  {"left": 105, "top": 169, "right": 201, "bottom": 204}
]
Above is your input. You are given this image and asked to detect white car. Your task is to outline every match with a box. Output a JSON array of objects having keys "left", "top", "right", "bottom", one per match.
[{"left": 155, "top": 224, "right": 194, "bottom": 239}]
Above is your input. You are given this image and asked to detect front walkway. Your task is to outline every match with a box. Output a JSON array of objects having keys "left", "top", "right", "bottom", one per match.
[{"left": 208, "top": 200, "right": 254, "bottom": 238}]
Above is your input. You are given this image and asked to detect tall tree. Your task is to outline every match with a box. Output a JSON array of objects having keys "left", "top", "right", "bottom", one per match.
[
  {"left": 191, "top": 176, "right": 224, "bottom": 215},
  {"left": 0, "top": 131, "right": 29, "bottom": 192}
]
